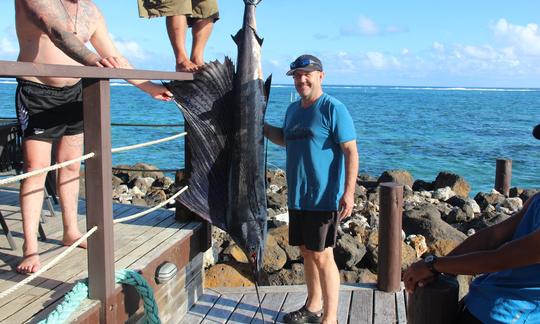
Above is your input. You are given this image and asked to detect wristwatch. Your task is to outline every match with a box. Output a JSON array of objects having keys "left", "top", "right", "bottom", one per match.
[{"left": 424, "top": 254, "right": 439, "bottom": 274}]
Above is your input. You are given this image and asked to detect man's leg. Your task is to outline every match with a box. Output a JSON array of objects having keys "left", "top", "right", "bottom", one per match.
[
  {"left": 190, "top": 18, "right": 214, "bottom": 67},
  {"left": 17, "top": 139, "right": 52, "bottom": 274},
  {"left": 311, "top": 247, "right": 340, "bottom": 324},
  {"left": 166, "top": 15, "right": 199, "bottom": 72},
  {"left": 56, "top": 134, "right": 85, "bottom": 247},
  {"left": 300, "top": 245, "right": 324, "bottom": 313}
]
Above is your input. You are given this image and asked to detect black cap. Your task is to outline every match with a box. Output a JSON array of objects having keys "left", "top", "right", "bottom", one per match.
[
  {"left": 286, "top": 54, "right": 323, "bottom": 76},
  {"left": 533, "top": 124, "right": 540, "bottom": 140}
]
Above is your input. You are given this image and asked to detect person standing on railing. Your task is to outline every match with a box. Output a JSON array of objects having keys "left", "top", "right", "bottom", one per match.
[
  {"left": 14, "top": 0, "right": 173, "bottom": 274},
  {"left": 403, "top": 124, "right": 540, "bottom": 324},
  {"left": 137, "top": 0, "right": 219, "bottom": 72},
  {"left": 264, "top": 55, "right": 359, "bottom": 324}
]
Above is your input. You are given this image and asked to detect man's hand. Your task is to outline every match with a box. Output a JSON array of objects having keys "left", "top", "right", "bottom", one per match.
[
  {"left": 338, "top": 191, "right": 354, "bottom": 219},
  {"left": 403, "top": 260, "right": 437, "bottom": 293},
  {"left": 138, "top": 81, "right": 173, "bottom": 101},
  {"left": 96, "top": 56, "right": 130, "bottom": 68}
]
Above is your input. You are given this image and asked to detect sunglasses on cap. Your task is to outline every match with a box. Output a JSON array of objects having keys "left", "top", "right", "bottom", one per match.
[{"left": 290, "top": 58, "right": 322, "bottom": 70}]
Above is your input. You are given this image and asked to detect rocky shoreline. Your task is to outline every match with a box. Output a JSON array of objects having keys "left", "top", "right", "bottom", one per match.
[{"left": 110, "top": 164, "right": 538, "bottom": 294}]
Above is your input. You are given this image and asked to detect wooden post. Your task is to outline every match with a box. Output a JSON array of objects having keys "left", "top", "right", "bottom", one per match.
[
  {"left": 407, "top": 275, "right": 459, "bottom": 324},
  {"left": 377, "top": 182, "right": 403, "bottom": 292},
  {"left": 83, "top": 79, "right": 116, "bottom": 323},
  {"left": 495, "top": 159, "right": 512, "bottom": 196}
]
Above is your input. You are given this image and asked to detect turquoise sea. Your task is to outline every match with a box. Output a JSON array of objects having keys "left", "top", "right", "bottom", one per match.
[{"left": 0, "top": 81, "right": 539, "bottom": 195}]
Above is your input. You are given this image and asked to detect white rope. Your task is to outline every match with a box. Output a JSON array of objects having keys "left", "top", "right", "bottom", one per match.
[
  {"left": 0, "top": 153, "right": 95, "bottom": 186},
  {"left": 0, "top": 226, "right": 98, "bottom": 300},
  {"left": 113, "top": 186, "right": 188, "bottom": 224},
  {"left": 111, "top": 132, "right": 187, "bottom": 154}
]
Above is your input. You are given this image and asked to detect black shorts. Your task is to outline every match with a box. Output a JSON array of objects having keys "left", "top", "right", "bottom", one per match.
[
  {"left": 289, "top": 209, "right": 339, "bottom": 252},
  {"left": 15, "top": 79, "right": 84, "bottom": 141}
]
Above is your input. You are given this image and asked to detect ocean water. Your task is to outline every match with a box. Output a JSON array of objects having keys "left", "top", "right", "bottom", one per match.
[{"left": 1, "top": 80, "right": 539, "bottom": 195}]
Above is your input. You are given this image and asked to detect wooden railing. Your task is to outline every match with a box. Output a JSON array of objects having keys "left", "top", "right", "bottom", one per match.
[{"left": 0, "top": 60, "right": 192, "bottom": 323}]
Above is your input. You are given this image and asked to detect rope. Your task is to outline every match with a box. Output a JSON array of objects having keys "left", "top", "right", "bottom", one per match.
[
  {"left": 0, "top": 226, "right": 98, "bottom": 300},
  {"left": 38, "top": 269, "right": 160, "bottom": 324},
  {"left": 115, "top": 269, "right": 160, "bottom": 324},
  {"left": 0, "top": 153, "right": 95, "bottom": 186},
  {"left": 111, "top": 123, "right": 183, "bottom": 127},
  {"left": 113, "top": 186, "right": 188, "bottom": 224},
  {"left": 111, "top": 132, "right": 187, "bottom": 154}
]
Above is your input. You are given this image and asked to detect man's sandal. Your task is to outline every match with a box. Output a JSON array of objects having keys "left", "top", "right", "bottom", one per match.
[{"left": 283, "top": 305, "right": 323, "bottom": 324}]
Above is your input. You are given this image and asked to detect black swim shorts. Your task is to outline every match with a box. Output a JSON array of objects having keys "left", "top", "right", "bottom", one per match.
[
  {"left": 15, "top": 79, "right": 84, "bottom": 140},
  {"left": 288, "top": 209, "right": 339, "bottom": 252}
]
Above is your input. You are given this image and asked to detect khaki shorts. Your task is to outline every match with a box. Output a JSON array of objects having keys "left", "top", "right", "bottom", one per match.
[{"left": 138, "top": 0, "right": 219, "bottom": 24}]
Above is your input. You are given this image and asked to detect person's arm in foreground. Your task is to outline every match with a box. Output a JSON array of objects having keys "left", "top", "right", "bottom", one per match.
[
  {"left": 264, "top": 123, "right": 285, "bottom": 147},
  {"left": 403, "top": 194, "right": 539, "bottom": 292},
  {"left": 338, "top": 140, "right": 358, "bottom": 219},
  {"left": 90, "top": 9, "right": 172, "bottom": 100}
]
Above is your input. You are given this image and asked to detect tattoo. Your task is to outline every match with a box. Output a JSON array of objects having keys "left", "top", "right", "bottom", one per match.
[{"left": 22, "top": 0, "right": 100, "bottom": 65}]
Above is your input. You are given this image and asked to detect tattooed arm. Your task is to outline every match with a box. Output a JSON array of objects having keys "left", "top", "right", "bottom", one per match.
[
  {"left": 90, "top": 7, "right": 172, "bottom": 100},
  {"left": 20, "top": 0, "right": 100, "bottom": 65}
]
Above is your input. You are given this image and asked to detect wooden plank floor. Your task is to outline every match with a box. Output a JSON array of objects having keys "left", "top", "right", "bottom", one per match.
[
  {"left": 180, "top": 284, "right": 407, "bottom": 324},
  {"left": 0, "top": 188, "right": 193, "bottom": 323}
]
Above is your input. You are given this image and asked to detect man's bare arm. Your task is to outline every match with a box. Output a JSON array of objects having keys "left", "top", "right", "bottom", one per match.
[
  {"left": 21, "top": 0, "right": 100, "bottom": 65},
  {"left": 446, "top": 193, "right": 535, "bottom": 257},
  {"left": 264, "top": 123, "right": 285, "bottom": 147},
  {"left": 338, "top": 140, "right": 358, "bottom": 219}
]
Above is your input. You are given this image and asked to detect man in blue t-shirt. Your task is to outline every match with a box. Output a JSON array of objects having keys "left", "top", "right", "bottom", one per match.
[
  {"left": 265, "top": 54, "right": 358, "bottom": 324},
  {"left": 403, "top": 123, "right": 540, "bottom": 324}
]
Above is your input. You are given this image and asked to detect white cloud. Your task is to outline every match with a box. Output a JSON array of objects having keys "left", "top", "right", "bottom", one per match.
[
  {"left": 358, "top": 16, "right": 379, "bottom": 36},
  {"left": 110, "top": 34, "right": 147, "bottom": 61},
  {"left": 432, "top": 42, "right": 445, "bottom": 52},
  {"left": 402, "top": 48, "right": 409, "bottom": 55},
  {"left": 0, "top": 37, "right": 17, "bottom": 56},
  {"left": 341, "top": 15, "right": 406, "bottom": 37},
  {"left": 493, "top": 18, "right": 540, "bottom": 56},
  {"left": 365, "top": 52, "right": 400, "bottom": 69}
]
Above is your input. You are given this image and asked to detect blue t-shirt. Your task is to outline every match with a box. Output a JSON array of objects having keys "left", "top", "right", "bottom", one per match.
[
  {"left": 283, "top": 93, "right": 356, "bottom": 211},
  {"left": 466, "top": 193, "right": 540, "bottom": 323}
]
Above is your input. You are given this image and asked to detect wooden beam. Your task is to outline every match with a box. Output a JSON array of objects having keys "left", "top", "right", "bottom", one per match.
[
  {"left": 0, "top": 60, "right": 193, "bottom": 81},
  {"left": 82, "top": 79, "right": 116, "bottom": 323}
]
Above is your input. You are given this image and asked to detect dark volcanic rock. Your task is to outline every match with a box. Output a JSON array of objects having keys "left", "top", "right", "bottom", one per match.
[
  {"left": 334, "top": 233, "right": 366, "bottom": 269},
  {"left": 268, "top": 263, "right": 305, "bottom": 285},
  {"left": 474, "top": 191, "right": 505, "bottom": 210},
  {"left": 403, "top": 203, "right": 467, "bottom": 256},
  {"left": 377, "top": 170, "right": 414, "bottom": 188},
  {"left": 413, "top": 179, "right": 434, "bottom": 192},
  {"left": 433, "top": 172, "right": 471, "bottom": 198},
  {"left": 520, "top": 190, "right": 539, "bottom": 204}
]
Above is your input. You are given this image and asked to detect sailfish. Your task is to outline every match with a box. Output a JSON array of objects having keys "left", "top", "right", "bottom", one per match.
[{"left": 167, "top": 0, "right": 271, "bottom": 273}]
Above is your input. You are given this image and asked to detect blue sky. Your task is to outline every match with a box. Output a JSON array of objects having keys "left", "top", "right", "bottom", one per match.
[{"left": 2, "top": 0, "right": 540, "bottom": 87}]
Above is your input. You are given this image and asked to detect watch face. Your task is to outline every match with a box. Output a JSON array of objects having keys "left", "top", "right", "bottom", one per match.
[{"left": 425, "top": 255, "right": 434, "bottom": 263}]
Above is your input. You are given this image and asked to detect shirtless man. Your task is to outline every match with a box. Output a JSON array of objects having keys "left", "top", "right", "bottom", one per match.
[{"left": 15, "top": 0, "right": 172, "bottom": 274}]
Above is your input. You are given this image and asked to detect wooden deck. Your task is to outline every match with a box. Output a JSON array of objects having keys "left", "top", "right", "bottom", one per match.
[
  {"left": 181, "top": 284, "right": 407, "bottom": 324},
  {"left": 0, "top": 188, "right": 200, "bottom": 323}
]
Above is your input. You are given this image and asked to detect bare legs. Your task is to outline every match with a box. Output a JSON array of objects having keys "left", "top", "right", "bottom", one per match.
[
  {"left": 166, "top": 16, "right": 214, "bottom": 72},
  {"left": 300, "top": 246, "right": 340, "bottom": 324},
  {"left": 16, "top": 134, "right": 85, "bottom": 274}
]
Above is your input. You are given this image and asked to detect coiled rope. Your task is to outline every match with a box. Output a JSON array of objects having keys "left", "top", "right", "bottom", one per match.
[
  {"left": 38, "top": 269, "right": 160, "bottom": 324},
  {"left": 0, "top": 226, "right": 98, "bottom": 300},
  {"left": 113, "top": 185, "right": 188, "bottom": 224},
  {"left": 111, "top": 132, "right": 187, "bottom": 154}
]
